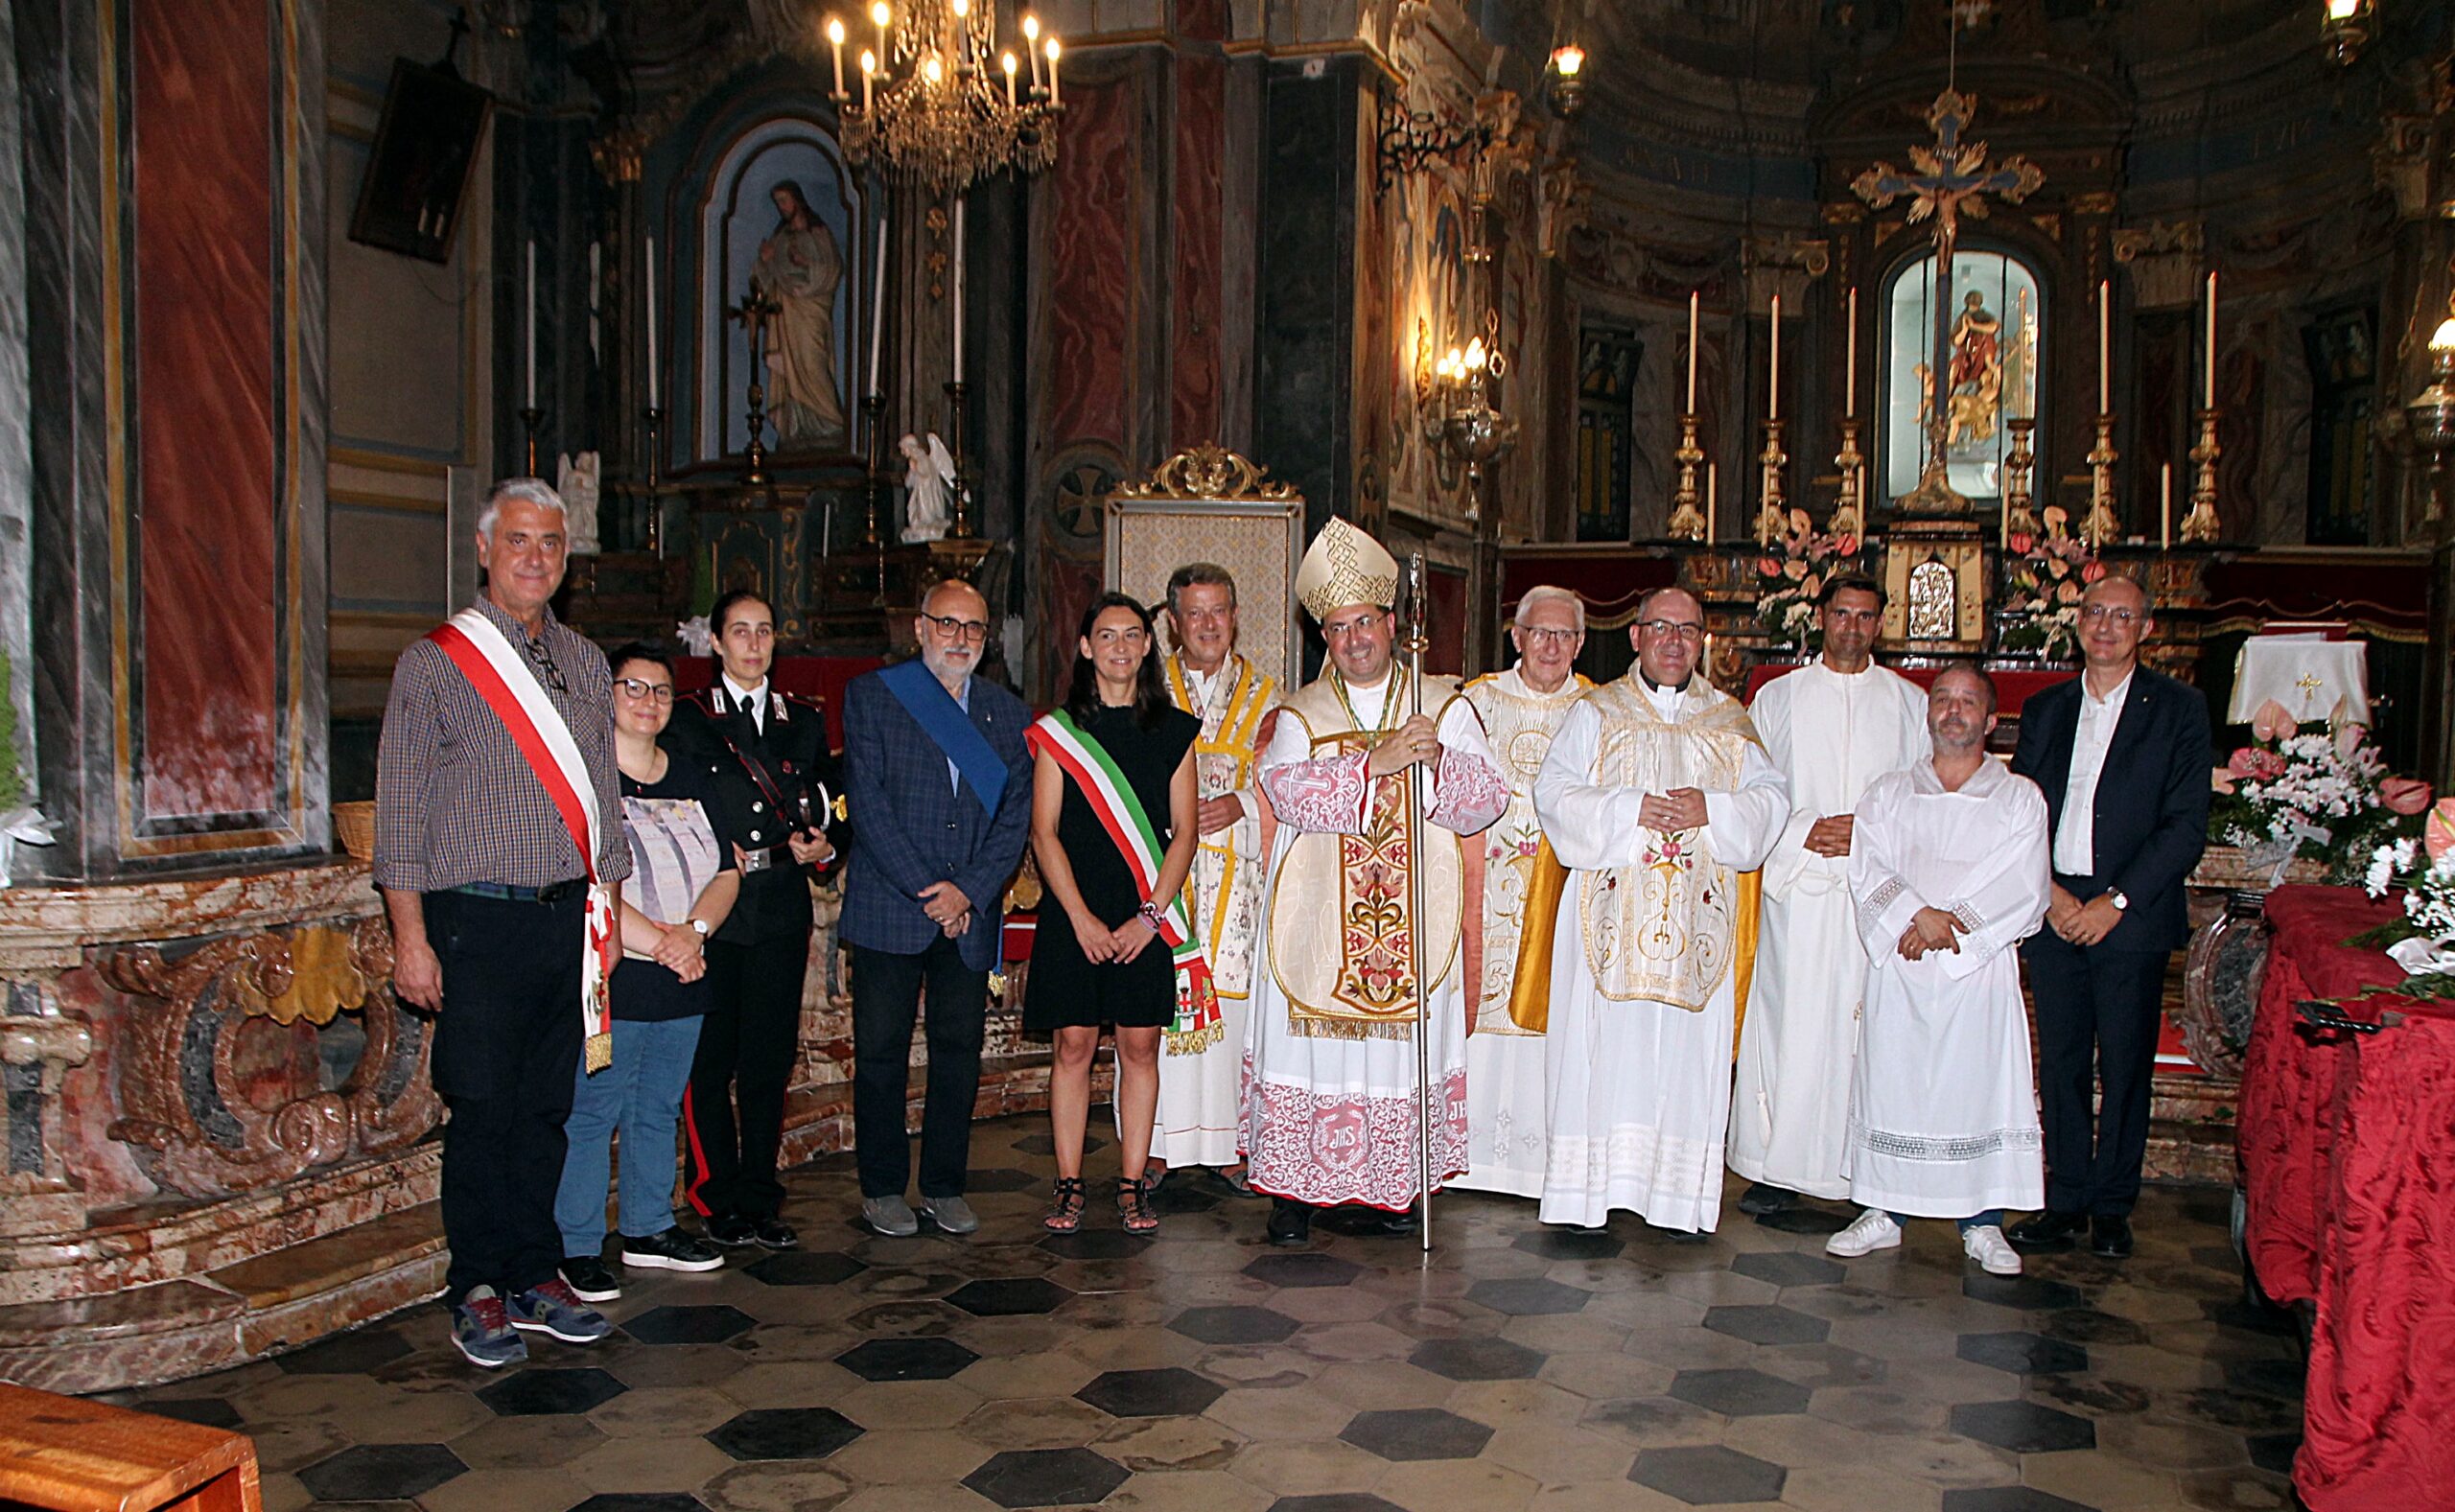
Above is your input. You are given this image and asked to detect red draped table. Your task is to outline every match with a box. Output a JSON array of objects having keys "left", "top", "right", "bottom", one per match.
[{"left": 2237, "top": 884, "right": 2455, "bottom": 1510}]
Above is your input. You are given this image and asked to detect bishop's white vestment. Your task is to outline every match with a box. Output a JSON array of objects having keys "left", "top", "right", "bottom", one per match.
[
  {"left": 1145, "top": 652, "right": 1276, "bottom": 1169},
  {"left": 1242, "top": 668, "right": 1508, "bottom": 1210},
  {"left": 1531, "top": 676, "right": 1789, "bottom": 1232},
  {"left": 1844, "top": 756, "right": 2050, "bottom": 1218},
  {"left": 1456, "top": 666, "right": 1592, "bottom": 1198},
  {"left": 1729, "top": 660, "right": 1929, "bottom": 1198}
]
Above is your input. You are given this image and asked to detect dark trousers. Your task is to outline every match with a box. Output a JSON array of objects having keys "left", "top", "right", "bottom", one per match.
[
  {"left": 2023, "top": 926, "right": 2172, "bottom": 1218},
  {"left": 850, "top": 936, "right": 987, "bottom": 1199},
  {"left": 423, "top": 890, "right": 585, "bottom": 1306},
  {"left": 684, "top": 932, "right": 811, "bottom": 1221}
]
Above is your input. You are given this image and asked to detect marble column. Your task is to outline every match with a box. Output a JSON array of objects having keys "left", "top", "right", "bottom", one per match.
[
  {"left": 1255, "top": 55, "right": 1365, "bottom": 546},
  {"left": 0, "top": 1, "right": 32, "bottom": 808}
]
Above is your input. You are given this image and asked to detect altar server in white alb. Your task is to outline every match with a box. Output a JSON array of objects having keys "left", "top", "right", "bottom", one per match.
[
  {"left": 1244, "top": 518, "right": 1508, "bottom": 1246},
  {"left": 1826, "top": 665, "right": 2049, "bottom": 1276},
  {"left": 1531, "top": 587, "right": 1789, "bottom": 1232},
  {"left": 1456, "top": 586, "right": 1591, "bottom": 1198},
  {"left": 1729, "top": 573, "right": 1929, "bottom": 1218}
]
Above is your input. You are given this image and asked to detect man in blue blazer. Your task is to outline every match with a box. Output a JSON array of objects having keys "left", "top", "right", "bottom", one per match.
[
  {"left": 840, "top": 578, "right": 1033, "bottom": 1237},
  {"left": 2007, "top": 575, "right": 2210, "bottom": 1260}
]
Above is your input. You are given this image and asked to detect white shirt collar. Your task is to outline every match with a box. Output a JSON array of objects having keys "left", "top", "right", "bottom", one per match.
[
  {"left": 721, "top": 674, "right": 770, "bottom": 715},
  {"left": 2083, "top": 667, "right": 2135, "bottom": 712}
]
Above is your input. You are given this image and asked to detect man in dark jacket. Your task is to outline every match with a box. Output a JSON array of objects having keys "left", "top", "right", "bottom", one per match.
[
  {"left": 2007, "top": 574, "right": 2210, "bottom": 1260},
  {"left": 668, "top": 591, "right": 847, "bottom": 1251}
]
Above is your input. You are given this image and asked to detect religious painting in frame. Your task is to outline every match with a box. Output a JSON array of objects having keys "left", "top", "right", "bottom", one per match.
[
  {"left": 1103, "top": 446, "right": 1304, "bottom": 691},
  {"left": 1880, "top": 248, "right": 2044, "bottom": 508},
  {"left": 348, "top": 58, "right": 491, "bottom": 264},
  {"left": 1879, "top": 526, "right": 1988, "bottom": 651}
]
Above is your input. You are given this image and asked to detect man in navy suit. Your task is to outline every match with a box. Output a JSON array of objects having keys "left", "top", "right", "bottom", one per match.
[
  {"left": 2007, "top": 574, "right": 2210, "bottom": 1260},
  {"left": 840, "top": 577, "right": 1033, "bottom": 1237}
]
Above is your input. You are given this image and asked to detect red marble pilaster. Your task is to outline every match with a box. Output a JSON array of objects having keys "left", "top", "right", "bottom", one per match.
[
  {"left": 1170, "top": 55, "right": 1226, "bottom": 450},
  {"left": 1044, "top": 78, "right": 1135, "bottom": 451}
]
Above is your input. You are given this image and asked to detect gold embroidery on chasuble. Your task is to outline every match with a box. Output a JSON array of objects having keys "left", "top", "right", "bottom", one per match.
[
  {"left": 1578, "top": 679, "right": 1764, "bottom": 1012},
  {"left": 1266, "top": 671, "right": 1466, "bottom": 1040},
  {"left": 1166, "top": 653, "right": 1275, "bottom": 1003},
  {"left": 1463, "top": 672, "right": 1591, "bottom": 1036}
]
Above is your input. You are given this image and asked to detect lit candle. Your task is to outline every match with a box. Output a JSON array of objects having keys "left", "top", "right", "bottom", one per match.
[
  {"left": 860, "top": 48, "right": 876, "bottom": 110},
  {"left": 1706, "top": 462, "right": 1718, "bottom": 542},
  {"left": 525, "top": 240, "right": 537, "bottom": 409},
  {"left": 826, "top": 17, "right": 847, "bottom": 96},
  {"left": 952, "top": 197, "right": 966, "bottom": 383},
  {"left": 1766, "top": 292, "right": 1781, "bottom": 422},
  {"left": 2161, "top": 462, "right": 2173, "bottom": 551},
  {"left": 1023, "top": 14, "right": 1041, "bottom": 88},
  {"left": 871, "top": 0, "right": 890, "bottom": 63},
  {"left": 1002, "top": 50, "right": 1017, "bottom": 106},
  {"left": 2204, "top": 270, "right": 2218, "bottom": 409},
  {"left": 644, "top": 237, "right": 659, "bottom": 408},
  {"left": 1844, "top": 286, "right": 1859, "bottom": 418},
  {"left": 1685, "top": 290, "right": 1699, "bottom": 413},
  {"left": 1044, "top": 37, "right": 1061, "bottom": 105},
  {"left": 2097, "top": 278, "right": 2111, "bottom": 414},
  {"left": 868, "top": 219, "right": 888, "bottom": 397}
]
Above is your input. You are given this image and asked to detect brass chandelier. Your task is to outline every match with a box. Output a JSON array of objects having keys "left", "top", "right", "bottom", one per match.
[{"left": 824, "top": 0, "right": 1064, "bottom": 193}]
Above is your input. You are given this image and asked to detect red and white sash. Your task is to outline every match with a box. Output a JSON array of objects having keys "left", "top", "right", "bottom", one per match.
[{"left": 427, "top": 608, "right": 618, "bottom": 1073}]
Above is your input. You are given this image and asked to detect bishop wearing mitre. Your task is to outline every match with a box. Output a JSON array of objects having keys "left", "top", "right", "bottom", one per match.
[
  {"left": 1531, "top": 587, "right": 1790, "bottom": 1232},
  {"left": 1243, "top": 519, "right": 1509, "bottom": 1246}
]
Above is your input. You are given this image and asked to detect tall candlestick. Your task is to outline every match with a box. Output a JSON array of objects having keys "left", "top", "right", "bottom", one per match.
[
  {"left": 1845, "top": 287, "right": 1859, "bottom": 417},
  {"left": 2204, "top": 270, "right": 2218, "bottom": 408},
  {"left": 1766, "top": 293, "right": 1781, "bottom": 422},
  {"left": 525, "top": 240, "right": 538, "bottom": 410},
  {"left": 2161, "top": 462, "right": 2173, "bottom": 551},
  {"left": 868, "top": 219, "right": 888, "bottom": 398},
  {"left": 1706, "top": 462, "right": 1718, "bottom": 542},
  {"left": 1685, "top": 290, "right": 1699, "bottom": 412},
  {"left": 644, "top": 237, "right": 659, "bottom": 408},
  {"left": 1024, "top": 13, "right": 1042, "bottom": 88},
  {"left": 2097, "top": 278, "right": 2111, "bottom": 413},
  {"left": 826, "top": 18, "right": 847, "bottom": 95},
  {"left": 951, "top": 197, "right": 966, "bottom": 383}
]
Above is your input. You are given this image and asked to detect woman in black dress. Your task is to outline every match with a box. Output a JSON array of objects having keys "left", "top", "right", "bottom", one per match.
[{"left": 1024, "top": 593, "right": 1202, "bottom": 1233}]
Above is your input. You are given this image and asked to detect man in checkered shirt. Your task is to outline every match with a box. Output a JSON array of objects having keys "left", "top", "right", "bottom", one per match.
[{"left": 374, "top": 477, "right": 631, "bottom": 1369}]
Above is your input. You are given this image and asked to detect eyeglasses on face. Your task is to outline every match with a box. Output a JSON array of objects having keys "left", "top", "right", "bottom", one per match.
[
  {"left": 614, "top": 678, "right": 675, "bottom": 703},
  {"left": 2078, "top": 604, "right": 2142, "bottom": 626},
  {"left": 1637, "top": 618, "right": 1707, "bottom": 641},
  {"left": 1516, "top": 626, "right": 1580, "bottom": 647},
  {"left": 1321, "top": 612, "right": 1386, "bottom": 640},
  {"left": 922, "top": 613, "right": 992, "bottom": 641}
]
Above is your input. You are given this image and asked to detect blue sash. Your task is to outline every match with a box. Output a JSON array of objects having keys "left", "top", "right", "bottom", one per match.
[{"left": 878, "top": 658, "right": 1009, "bottom": 817}]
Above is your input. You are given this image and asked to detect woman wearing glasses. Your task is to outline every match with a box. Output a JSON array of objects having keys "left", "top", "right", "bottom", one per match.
[
  {"left": 554, "top": 643, "right": 740, "bottom": 1303},
  {"left": 1022, "top": 594, "right": 1203, "bottom": 1234}
]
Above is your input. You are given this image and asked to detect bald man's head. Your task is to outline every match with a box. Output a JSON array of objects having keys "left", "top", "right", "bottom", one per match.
[{"left": 2077, "top": 573, "right": 2152, "bottom": 673}]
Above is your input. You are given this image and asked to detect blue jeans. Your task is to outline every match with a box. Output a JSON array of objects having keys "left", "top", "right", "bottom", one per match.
[
  {"left": 1890, "top": 1209, "right": 2005, "bottom": 1233},
  {"left": 555, "top": 1016, "right": 705, "bottom": 1255}
]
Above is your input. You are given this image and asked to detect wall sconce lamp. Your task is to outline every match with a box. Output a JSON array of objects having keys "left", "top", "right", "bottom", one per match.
[
  {"left": 1549, "top": 43, "right": 1586, "bottom": 118},
  {"left": 2323, "top": 0, "right": 2374, "bottom": 66}
]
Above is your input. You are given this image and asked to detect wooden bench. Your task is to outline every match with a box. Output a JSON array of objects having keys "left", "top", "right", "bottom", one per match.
[{"left": 0, "top": 1384, "right": 260, "bottom": 1512}]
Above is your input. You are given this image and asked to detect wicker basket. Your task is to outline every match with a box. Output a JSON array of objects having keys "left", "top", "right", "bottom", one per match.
[{"left": 334, "top": 801, "right": 377, "bottom": 861}]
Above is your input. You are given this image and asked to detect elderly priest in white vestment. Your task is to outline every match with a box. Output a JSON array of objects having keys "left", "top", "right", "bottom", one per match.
[
  {"left": 1531, "top": 587, "right": 1789, "bottom": 1233},
  {"left": 1826, "top": 664, "right": 2049, "bottom": 1277},
  {"left": 1729, "top": 573, "right": 1929, "bottom": 1218},
  {"left": 1244, "top": 519, "right": 1508, "bottom": 1246}
]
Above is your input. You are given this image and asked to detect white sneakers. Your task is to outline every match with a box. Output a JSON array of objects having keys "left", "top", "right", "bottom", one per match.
[
  {"left": 1825, "top": 1208, "right": 1903, "bottom": 1257},
  {"left": 1962, "top": 1223, "right": 2023, "bottom": 1275}
]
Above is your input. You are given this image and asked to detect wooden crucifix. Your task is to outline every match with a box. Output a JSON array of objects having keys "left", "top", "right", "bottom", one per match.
[{"left": 1853, "top": 89, "right": 2045, "bottom": 511}]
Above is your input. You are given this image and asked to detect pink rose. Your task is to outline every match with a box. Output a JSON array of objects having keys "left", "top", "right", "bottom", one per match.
[
  {"left": 2080, "top": 560, "right": 2108, "bottom": 585},
  {"left": 2383, "top": 777, "right": 2434, "bottom": 816},
  {"left": 2229, "top": 747, "right": 2286, "bottom": 780},
  {"left": 2427, "top": 800, "right": 2455, "bottom": 863},
  {"left": 2252, "top": 700, "right": 2297, "bottom": 743}
]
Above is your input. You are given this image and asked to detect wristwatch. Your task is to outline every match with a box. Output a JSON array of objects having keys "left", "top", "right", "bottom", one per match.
[
  {"left": 2104, "top": 889, "right": 2129, "bottom": 912},
  {"left": 686, "top": 917, "right": 712, "bottom": 937}
]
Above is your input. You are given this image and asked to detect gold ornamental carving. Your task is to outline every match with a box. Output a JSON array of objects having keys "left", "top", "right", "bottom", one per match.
[{"left": 1111, "top": 444, "right": 1299, "bottom": 503}]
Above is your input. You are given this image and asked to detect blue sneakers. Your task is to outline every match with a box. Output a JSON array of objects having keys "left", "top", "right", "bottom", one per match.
[
  {"left": 451, "top": 1285, "right": 527, "bottom": 1368},
  {"left": 507, "top": 1278, "right": 613, "bottom": 1344}
]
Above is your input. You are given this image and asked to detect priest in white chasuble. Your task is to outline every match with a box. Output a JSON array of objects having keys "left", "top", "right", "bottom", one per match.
[
  {"left": 1531, "top": 587, "right": 1790, "bottom": 1233},
  {"left": 1729, "top": 573, "right": 1929, "bottom": 1218},
  {"left": 1456, "top": 586, "right": 1593, "bottom": 1199},
  {"left": 1144, "top": 562, "right": 1277, "bottom": 1185},
  {"left": 1826, "top": 665, "right": 2048, "bottom": 1276},
  {"left": 1244, "top": 519, "right": 1508, "bottom": 1245}
]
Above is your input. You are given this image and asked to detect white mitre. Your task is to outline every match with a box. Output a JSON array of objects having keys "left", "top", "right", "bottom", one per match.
[{"left": 1295, "top": 516, "right": 1399, "bottom": 621}]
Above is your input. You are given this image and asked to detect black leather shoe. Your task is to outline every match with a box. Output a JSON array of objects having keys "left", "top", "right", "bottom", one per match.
[
  {"left": 1266, "top": 1198, "right": 1312, "bottom": 1246},
  {"left": 751, "top": 1215, "right": 801, "bottom": 1251},
  {"left": 2090, "top": 1214, "right": 2134, "bottom": 1260},
  {"left": 1737, "top": 1181, "right": 1797, "bottom": 1216},
  {"left": 2005, "top": 1210, "right": 2087, "bottom": 1253},
  {"left": 704, "top": 1212, "right": 759, "bottom": 1248},
  {"left": 1360, "top": 1206, "right": 1419, "bottom": 1237}
]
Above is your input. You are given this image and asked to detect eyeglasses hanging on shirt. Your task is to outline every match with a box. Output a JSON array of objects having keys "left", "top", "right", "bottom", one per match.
[{"left": 525, "top": 637, "right": 568, "bottom": 693}]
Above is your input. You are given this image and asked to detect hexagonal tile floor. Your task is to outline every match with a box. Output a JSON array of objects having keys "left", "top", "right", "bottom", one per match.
[{"left": 109, "top": 1116, "right": 2301, "bottom": 1511}]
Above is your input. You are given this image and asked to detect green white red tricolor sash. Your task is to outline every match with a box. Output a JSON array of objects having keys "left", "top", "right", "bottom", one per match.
[
  {"left": 428, "top": 608, "right": 619, "bottom": 1073},
  {"left": 1025, "top": 709, "right": 1222, "bottom": 1054}
]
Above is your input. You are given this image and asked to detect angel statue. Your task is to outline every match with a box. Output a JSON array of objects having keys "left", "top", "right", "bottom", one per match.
[
  {"left": 899, "top": 432, "right": 955, "bottom": 544},
  {"left": 555, "top": 451, "right": 601, "bottom": 555}
]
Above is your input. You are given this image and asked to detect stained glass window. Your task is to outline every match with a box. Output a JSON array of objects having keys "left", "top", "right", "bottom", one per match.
[{"left": 1882, "top": 249, "right": 2044, "bottom": 505}]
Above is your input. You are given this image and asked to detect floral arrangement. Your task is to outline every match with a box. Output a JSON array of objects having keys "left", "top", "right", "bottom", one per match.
[
  {"left": 2357, "top": 800, "right": 2455, "bottom": 992},
  {"left": 1998, "top": 509, "right": 2100, "bottom": 662},
  {"left": 2210, "top": 699, "right": 2432, "bottom": 883},
  {"left": 1752, "top": 509, "right": 1859, "bottom": 655}
]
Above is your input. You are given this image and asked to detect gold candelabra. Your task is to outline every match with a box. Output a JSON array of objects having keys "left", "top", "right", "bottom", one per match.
[
  {"left": 1668, "top": 412, "right": 1706, "bottom": 540},
  {"left": 826, "top": 1, "right": 1064, "bottom": 192},
  {"left": 1830, "top": 417, "right": 1865, "bottom": 539},
  {"left": 2081, "top": 412, "right": 2120, "bottom": 550},
  {"left": 2181, "top": 407, "right": 2224, "bottom": 544},
  {"left": 1754, "top": 418, "right": 1789, "bottom": 547},
  {"left": 2001, "top": 415, "right": 2039, "bottom": 541}
]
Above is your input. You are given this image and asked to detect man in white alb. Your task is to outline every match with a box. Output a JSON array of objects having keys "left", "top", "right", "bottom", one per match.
[
  {"left": 1827, "top": 664, "right": 2049, "bottom": 1276},
  {"left": 1244, "top": 519, "right": 1508, "bottom": 1245},
  {"left": 1531, "top": 587, "right": 1789, "bottom": 1232},
  {"left": 1457, "top": 587, "right": 1591, "bottom": 1198},
  {"left": 1730, "top": 574, "right": 1928, "bottom": 1218}
]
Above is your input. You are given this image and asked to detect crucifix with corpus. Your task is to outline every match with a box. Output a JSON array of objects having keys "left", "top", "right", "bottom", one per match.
[{"left": 1853, "top": 88, "right": 2044, "bottom": 514}]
